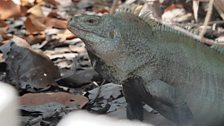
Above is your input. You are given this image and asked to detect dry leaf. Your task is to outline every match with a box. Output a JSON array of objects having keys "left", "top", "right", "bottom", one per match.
[
  {"left": 47, "top": 11, "right": 59, "bottom": 18},
  {"left": 72, "top": 0, "right": 80, "bottom": 2},
  {"left": 139, "top": 1, "right": 161, "bottom": 19},
  {"left": 214, "top": 0, "right": 224, "bottom": 20},
  {"left": 0, "top": 20, "right": 8, "bottom": 34},
  {"left": 0, "top": 40, "right": 60, "bottom": 92},
  {"left": 27, "top": 4, "right": 44, "bottom": 17},
  {"left": 0, "top": 0, "right": 21, "bottom": 20},
  {"left": 215, "top": 36, "right": 224, "bottom": 43},
  {"left": 20, "top": 92, "right": 89, "bottom": 108},
  {"left": 1, "top": 34, "right": 13, "bottom": 44},
  {"left": 36, "top": 0, "right": 45, "bottom": 4},
  {"left": 57, "top": 29, "right": 76, "bottom": 41},
  {"left": 24, "top": 15, "right": 46, "bottom": 33},
  {"left": 193, "top": 0, "right": 199, "bottom": 21},
  {"left": 57, "top": 60, "right": 70, "bottom": 68},
  {"left": 44, "top": 0, "right": 60, "bottom": 6},
  {"left": 173, "top": 13, "right": 193, "bottom": 23},
  {"left": 53, "top": 0, "right": 73, "bottom": 6},
  {"left": 162, "top": 4, "right": 186, "bottom": 23},
  {"left": 94, "top": 8, "right": 110, "bottom": 14},
  {"left": 11, "top": 35, "right": 30, "bottom": 47},
  {"left": 45, "top": 17, "right": 67, "bottom": 29},
  {"left": 125, "top": 0, "right": 137, "bottom": 4},
  {"left": 25, "top": 32, "right": 46, "bottom": 44},
  {"left": 69, "top": 44, "right": 86, "bottom": 53},
  {"left": 20, "top": 0, "right": 35, "bottom": 6}
]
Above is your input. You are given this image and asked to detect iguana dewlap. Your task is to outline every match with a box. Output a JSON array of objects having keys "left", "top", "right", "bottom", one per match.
[{"left": 68, "top": 5, "right": 224, "bottom": 126}]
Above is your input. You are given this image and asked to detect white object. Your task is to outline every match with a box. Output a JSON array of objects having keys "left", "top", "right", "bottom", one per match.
[
  {"left": 0, "top": 82, "right": 19, "bottom": 126},
  {"left": 58, "top": 111, "right": 153, "bottom": 126}
]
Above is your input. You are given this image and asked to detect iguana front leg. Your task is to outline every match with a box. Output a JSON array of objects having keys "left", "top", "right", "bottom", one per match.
[
  {"left": 144, "top": 80, "right": 194, "bottom": 126},
  {"left": 122, "top": 77, "right": 147, "bottom": 121},
  {"left": 123, "top": 77, "right": 193, "bottom": 126}
]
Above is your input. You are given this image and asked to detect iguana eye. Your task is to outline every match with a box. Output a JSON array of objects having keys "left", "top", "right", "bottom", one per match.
[{"left": 84, "top": 18, "right": 99, "bottom": 25}]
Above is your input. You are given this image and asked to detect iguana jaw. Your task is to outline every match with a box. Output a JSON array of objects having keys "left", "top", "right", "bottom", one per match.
[{"left": 67, "top": 24, "right": 97, "bottom": 47}]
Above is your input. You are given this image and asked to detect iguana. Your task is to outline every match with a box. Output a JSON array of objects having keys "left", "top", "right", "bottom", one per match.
[{"left": 67, "top": 5, "right": 224, "bottom": 126}]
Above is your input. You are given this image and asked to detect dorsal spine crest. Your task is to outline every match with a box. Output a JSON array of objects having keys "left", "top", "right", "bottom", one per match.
[
  {"left": 115, "top": 4, "right": 224, "bottom": 55},
  {"left": 116, "top": 5, "right": 197, "bottom": 38}
]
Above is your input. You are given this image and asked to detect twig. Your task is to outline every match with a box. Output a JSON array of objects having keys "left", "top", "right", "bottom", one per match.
[
  {"left": 110, "top": 0, "right": 120, "bottom": 15},
  {"left": 199, "top": 0, "right": 214, "bottom": 42}
]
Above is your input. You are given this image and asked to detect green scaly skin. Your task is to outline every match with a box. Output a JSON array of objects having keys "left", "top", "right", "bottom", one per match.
[{"left": 68, "top": 9, "right": 224, "bottom": 126}]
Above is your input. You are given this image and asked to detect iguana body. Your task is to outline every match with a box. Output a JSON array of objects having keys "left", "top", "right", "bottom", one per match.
[{"left": 68, "top": 5, "right": 224, "bottom": 126}]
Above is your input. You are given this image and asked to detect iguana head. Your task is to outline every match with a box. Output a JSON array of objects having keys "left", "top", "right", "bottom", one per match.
[
  {"left": 68, "top": 7, "right": 155, "bottom": 75},
  {"left": 67, "top": 14, "right": 121, "bottom": 59}
]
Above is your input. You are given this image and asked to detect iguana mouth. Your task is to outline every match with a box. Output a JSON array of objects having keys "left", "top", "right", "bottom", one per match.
[
  {"left": 67, "top": 23, "right": 104, "bottom": 56},
  {"left": 68, "top": 22, "right": 106, "bottom": 39}
]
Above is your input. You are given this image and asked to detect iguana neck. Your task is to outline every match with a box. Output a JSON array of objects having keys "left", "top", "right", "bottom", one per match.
[
  {"left": 102, "top": 16, "right": 166, "bottom": 80},
  {"left": 109, "top": 35, "right": 161, "bottom": 81}
]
